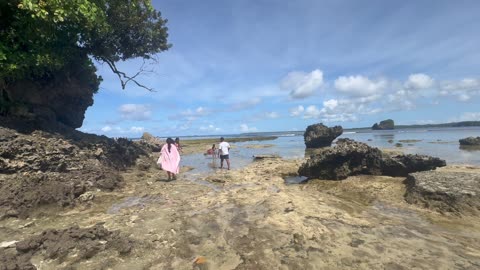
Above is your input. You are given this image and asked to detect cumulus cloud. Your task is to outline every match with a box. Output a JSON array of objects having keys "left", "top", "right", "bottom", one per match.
[
  {"left": 323, "top": 99, "right": 338, "bottom": 110},
  {"left": 450, "top": 112, "right": 480, "bottom": 122},
  {"left": 289, "top": 105, "right": 305, "bottom": 116},
  {"left": 405, "top": 73, "right": 434, "bottom": 89},
  {"left": 240, "top": 124, "right": 257, "bottom": 133},
  {"left": 334, "top": 75, "right": 387, "bottom": 97},
  {"left": 119, "top": 104, "right": 152, "bottom": 121},
  {"left": 280, "top": 69, "right": 324, "bottom": 99},
  {"left": 264, "top": 112, "right": 279, "bottom": 119},
  {"left": 170, "top": 106, "right": 212, "bottom": 121},
  {"left": 439, "top": 78, "right": 480, "bottom": 102},
  {"left": 101, "top": 125, "right": 112, "bottom": 132}
]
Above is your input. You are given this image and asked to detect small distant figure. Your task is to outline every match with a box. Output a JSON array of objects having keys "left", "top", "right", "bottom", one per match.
[
  {"left": 218, "top": 137, "right": 230, "bottom": 170},
  {"left": 205, "top": 144, "right": 216, "bottom": 156},
  {"left": 175, "top": 137, "right": 182, "bottom": 153},
  {"left": 157, "top": 138, "right": 180, "bottom": 181}
]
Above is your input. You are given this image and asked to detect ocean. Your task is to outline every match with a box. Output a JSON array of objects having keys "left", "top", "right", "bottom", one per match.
[{"left": 180, "top": 127, "right": 480, "bottom": 175}]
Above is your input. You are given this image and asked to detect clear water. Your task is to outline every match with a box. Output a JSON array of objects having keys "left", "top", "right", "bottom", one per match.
[{"left": 180, "top": 127, "right": 480, "bottom": 175}]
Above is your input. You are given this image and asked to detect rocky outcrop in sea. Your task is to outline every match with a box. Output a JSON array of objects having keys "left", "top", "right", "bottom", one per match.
[
  {"left": 372, "top": 119, "right": 394, "bottom": 130},
  {"left": 304, "top": 123, "right": 343, "bottom": 148},
  {"left": 298, "top": 139, "right": 446, "bottom": 180},
  {"left": 459, "top": 136, "right": 480, "bottom": 146}
]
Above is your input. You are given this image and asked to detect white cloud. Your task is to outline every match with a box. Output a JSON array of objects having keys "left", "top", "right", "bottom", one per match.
[
  {"left": 240, "top": 124, "right": 257, "bottom": 132},
  {"left": 101, "top": 125, "right": 112, "bottom": 132},
  {"left": 199, "top": 124, "right": 221, "bottom": 132},
  {"left": 450, "top": 112, "right": 480, "bottom": 122},
  {"left": 170, "top": 106, "right": 212, "bottom": 121},
  {"left": 323, "top": 99, "right": 338, "bottom": 110},
  {"left": 280, "top": 69, "right": 324, "bottom": 99},
  {"left": 129, "top": 126, "right": 144, "bottom": 133},
  {"left": 289, "top": 105, "right": 305, "bottom": 116},
  {"left": 405, "top": 73, "right": 434, "bottom": 89},
  {"left": 439, "top": 78, "right": 480, "bottom": 101},
  {"left": 334, "top": 75, "right": 386, "bottom": 97},
  {"left": 303, "top": 105, "right": 322, "bottom": 119},
  {"left": 119, "top": 104, "right": 152, "bottom": 121}
]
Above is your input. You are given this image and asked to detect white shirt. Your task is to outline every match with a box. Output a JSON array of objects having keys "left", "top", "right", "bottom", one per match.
[{"left": 219, "top": 141, "right": 230, "bottom": 155}]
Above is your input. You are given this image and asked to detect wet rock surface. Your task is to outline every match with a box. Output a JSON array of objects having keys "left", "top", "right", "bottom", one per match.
[
  {"left": 405, "top": 170, "right": 480, "bottom": 214},
  {"left": 0, "top": 126, "right": 149, "bottom": 219},
  {"left": 304, "top": 123, "right": 343, "bottom": 148},
  {"left": 298, "top": 139, "right": 446, "bottom": 180},
  {"left": 459, "top": 136, "right": 480, "bottom": 146},
  {"left": 0, "top": 224, "right": 132, "bottom": 270}
]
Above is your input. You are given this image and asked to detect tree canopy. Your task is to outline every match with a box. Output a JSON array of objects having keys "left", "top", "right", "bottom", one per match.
[{"left": 0, "top": 0, "right": 171, "bottom": 91}]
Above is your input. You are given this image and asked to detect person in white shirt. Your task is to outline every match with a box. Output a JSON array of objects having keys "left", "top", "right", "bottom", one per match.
[{"left": 218, "top": 137, "right": 230, "bottom": 170}]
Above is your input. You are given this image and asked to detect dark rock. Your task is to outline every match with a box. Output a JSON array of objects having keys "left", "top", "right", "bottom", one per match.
[
  {"left": 372, "top": 119, "right": 394, "bottom": 130},
  {"left": 298, "top": 139, "right": 446, "bottom": 180},
  {"left": 405, "top": 171, "right": 480, "bottom": 214},
  {"left": 0, "top": 126, "right": 149, "bottom": 218},
  {"left": 139, "top": 132, "right": 163, "bottom": 152},
  {"left": 459, "top": 136, "right": 480, "bottom": 146},
  {"left": 0, "top": 224, "right": 133, "bottom": 269},
  {"left": 303, "top": 123, "right": 343, "bottom": 148}
]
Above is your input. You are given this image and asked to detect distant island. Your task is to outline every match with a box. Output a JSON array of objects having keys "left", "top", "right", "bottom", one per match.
[
  {"left": 372, "top": 119, "right": 395, "bottom": 130},
  {"left": 346, "top": 121, "right": 480, "bottom": 131}
]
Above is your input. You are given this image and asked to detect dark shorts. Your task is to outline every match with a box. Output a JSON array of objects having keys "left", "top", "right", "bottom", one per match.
[{"left": 220, "top": 154, "right": 229, "bottom": 161}]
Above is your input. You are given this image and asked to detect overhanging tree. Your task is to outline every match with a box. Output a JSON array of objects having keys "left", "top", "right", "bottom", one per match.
[{"left": 0, "top": 0, "right": 171, "bottom": 92}]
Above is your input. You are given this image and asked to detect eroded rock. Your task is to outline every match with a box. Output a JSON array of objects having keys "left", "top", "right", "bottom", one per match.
[
  {"left": 304, "top": 123, "right": 343, "bottom": 148},
  {"left": 405, "top": 171, "right": 480, "bottom": 214},
  {"left": 459, "top": 136, "right": 480, "bottom": 146},
  {"left": 0, "top": 224, "right": 132, "bottom": 269},
  {"left": 298, "top": 139, "right": 446, "bottom": 180}
]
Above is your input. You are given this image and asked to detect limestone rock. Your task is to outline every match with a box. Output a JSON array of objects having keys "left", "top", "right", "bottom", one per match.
[
  {"left": 304, "top": 123, "right": 343, "bottom": 148},
  {"left": 298, "top": 139, "right": 446, "bottom": 180},
  {"left": 459, "top": 136, "right": 480, "bottom": 146},
  {"left": 405, "top": 171, "right": 480, "bottom": 214},
  {"left": 372, "top": 119, "right": 394, "bottom": 130}
]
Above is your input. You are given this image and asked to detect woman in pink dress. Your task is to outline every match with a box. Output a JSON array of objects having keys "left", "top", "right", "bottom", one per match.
[{"left": 157, "top": 138, "right": 180, "bottom": 180}]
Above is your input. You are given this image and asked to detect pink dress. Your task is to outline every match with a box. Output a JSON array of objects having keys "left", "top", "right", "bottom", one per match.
[{"left": 158, "top": 144, "right": 180, "bottom": 174}]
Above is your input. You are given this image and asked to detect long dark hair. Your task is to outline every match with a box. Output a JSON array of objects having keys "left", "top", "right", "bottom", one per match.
[{"left": 166, "top": 137, "right": 174, "bottom": 153}]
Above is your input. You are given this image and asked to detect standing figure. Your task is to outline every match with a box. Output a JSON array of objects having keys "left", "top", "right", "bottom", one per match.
[
  {"left": 158, "top": 138, "right": 181, "bottom": 180},
  {"left": 175, "top": 137, "right": 182, "bottom": 153},
  {"left": 218, "top": 137, "right": 230, "bottom": 170}
]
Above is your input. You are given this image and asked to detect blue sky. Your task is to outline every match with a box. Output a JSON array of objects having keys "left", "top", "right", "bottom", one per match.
[{"left": 80, "top": 0, "right": 480, "bottom": 137}]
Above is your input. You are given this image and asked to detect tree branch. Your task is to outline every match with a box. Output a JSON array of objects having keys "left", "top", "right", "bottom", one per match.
[{"left": 101, "top": 58, "right": 155, "bottom": 91}]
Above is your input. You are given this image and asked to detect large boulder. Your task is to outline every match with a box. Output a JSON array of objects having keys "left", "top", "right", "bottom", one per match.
[
  {"left": 372, "top": 119, "right": 394, "bottom": 130},
  {"left": 459, "top": 136, "right": 480, "bottom": 146},
  {"left": 405, "top": 171, "right": 480, "bottom": 214},
  {"left": 298, "top": 139, "right": 446, "bottom": 180},
  {"left": 304, "top": 123, "right": 343, "bottom": 148}
]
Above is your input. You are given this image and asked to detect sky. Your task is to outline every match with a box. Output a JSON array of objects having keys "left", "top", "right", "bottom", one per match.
[{"left": 80, "top": 0, "right": 480, "bottom": 137}]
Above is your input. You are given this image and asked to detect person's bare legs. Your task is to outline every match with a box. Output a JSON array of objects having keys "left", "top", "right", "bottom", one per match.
[
  {"left": 167, "top": 172, "right": 172, "bottom": 181},
  {"left": 226, "top": 159, "right": 230, "bottom": 170}
]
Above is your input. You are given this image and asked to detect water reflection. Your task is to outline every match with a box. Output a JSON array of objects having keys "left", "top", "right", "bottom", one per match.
[{"left": 459, "top": 145, "right": 480, "bottom": 152}]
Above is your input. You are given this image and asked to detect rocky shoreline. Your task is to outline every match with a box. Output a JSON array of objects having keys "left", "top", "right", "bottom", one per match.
[{"left": 1, "top": 126, "right": 480, "bottom": 269}]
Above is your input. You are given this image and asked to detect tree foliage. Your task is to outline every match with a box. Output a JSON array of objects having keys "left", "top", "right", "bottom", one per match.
[{"left": 0, "top": 0, "right": 170, "bottom": 91}]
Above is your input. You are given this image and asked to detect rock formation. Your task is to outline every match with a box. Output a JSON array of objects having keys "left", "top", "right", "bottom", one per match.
[
  {"left": 0, "top": 224, "right": 132, "bottom": 269},
  {"left": 298, "top": 139, "right": 446, "bottom": 180},
  {"left": 140, "top": 132, "right": 163, "bottom": 151},
  {"left": 459, "top": 136, "right": 480, "bottom": 146},
  {"left": 0, "top": 126, "right": 149, "bottom": 219},
  {"left": 304, "top": 123, "right": 343, "bottom": 148},
  {"left": 372, "top": 119, "right": 394, "bottom": 130},
  {"left": 2, "top": 63, "right": 98, "bottom": 129},
  {"left": 405, "top": 171, "right": 480, "bottom": 214}
]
